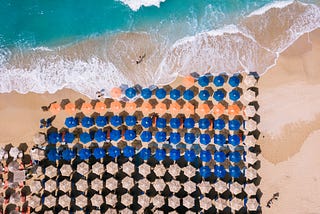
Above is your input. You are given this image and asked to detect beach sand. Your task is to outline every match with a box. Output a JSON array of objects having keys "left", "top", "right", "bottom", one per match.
[{"left": 0, "top": 29, "right": 320, "bottom": 213}]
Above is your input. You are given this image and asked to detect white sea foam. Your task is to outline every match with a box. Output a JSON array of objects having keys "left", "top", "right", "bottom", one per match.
[
  {"left": 119, "top": 0, "right": 166, "bottom": 11},
  {"left": 247, "top": 0, "right": 295, "bottom": 17}
]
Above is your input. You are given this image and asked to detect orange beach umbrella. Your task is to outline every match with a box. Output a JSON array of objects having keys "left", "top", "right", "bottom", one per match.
[
  {"left": 183, "top": 103, "right": 195, "bottom": 116},
  {"left": 155, "top": 103, "right": 167, "bottom": 115},
  {"left": 81, "top": 103, "right": 93, "bottom": 115},
  {"left": 49, "top": 103, "right": 61, "bottom": 115},
  {"left": 110, "top": 87, "right": 122, "bottom": 99},
  {"left": 140, "top": 102, "right": 153, "bottom": 115},
  {"left": 169, "top": 102, "right": 181, "bottom": 116},
  {"left": 95, "top": 102, "right": 107, "bottom": 114},
  {"left": 213, "top": 103, "right": 225, "bottom": 116},
  {"left": 125, "top": 102, "right": 137, "bottom": 114},
  {"left": 65, "top": 103, "right": 76, "bottom": 115},
  {"left": 110, "top": 101, "right": 122, "bottom": 114},
  {"left": 196, "top": 103, "right": 210, "bottom": 116},
  {"left": 228, "top": 104, "right": 240, "bottom": 116}
]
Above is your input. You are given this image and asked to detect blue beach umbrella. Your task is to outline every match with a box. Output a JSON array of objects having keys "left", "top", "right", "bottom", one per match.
[
  {"left": 64, "top": 133, "right": 75, "bottom": 144},
  {"left": 199, "top": 90, "right": 210, "bottom": 101},
  {"left": 110, "top": 130, "right": 121, "bottom": 141},
  {"left": 170, "top": 132, "right": 181, "bottom": 144},
  {"left": 229, "top": 76, "right": 240, "bottom": 87},
  {"left": 200, "top": 150, "right": 212, "bottom": 162},
  {"left": 93, "top": 148, "right": 106, "bottom": 159},
  {"left": 62, "top": 149, "right": 75, "bottom": 161},
  {"left": 213, "top": 75, "right": 225, "bottom": 87},
  {"left": 229, "top": 120, "right": 241, "bottom": 131},
  {"left": 184, "top": 133, "right": 196, "bottom": 144},
  {"left": 125, "top": 87, "right": 137, "bottom": 99},
  {"left": 96, "top": 116, "right": 107, "bottom": 127},
  {"left": 80, "top": 132, "right": 91, "bottom": 144},
  {"left": 108, "top": 146, "right": 120, "bottom": 158},
  {"left": 170, "top": 149, "right": 180, "bottom": 161},
  {"left": 229, "top": 152, "right": 241, "bottom": 163},
  {"left": 198, "top": 75, "right": 209, "bottom": 87},
  {"left": 155, "top": 149, "right": 166, "bottom": 161},
  {"left": 184, "top": 150, "right": 196, "bottom": 162},
  {"left": 65, "top": 117, "right": 78, "bottom": 128},
  {"left": 183, "top": 89, "right": 194, "bottom": 101},
  {"left": 170, "top": 89, "right": 181, "bottom": 100},
  {"left": 200, "top": 166, "right": 211, "bottom": 178},
  {"left": 184, "top": 118, "right": 195, "bottom": 129},
  {"left": 94, "top": 129, "right": 106, "bottom": 142},
  {"left": 124, "top": 130, "right": 136, "bottom": 141},
  {"left": 155, "top": 131, "right": 166, "bottom": 143},
  {"left": 141, "top": 117, "right": 152, "bottom": 128},
  {"left": 213, "top": 90, "right": 225, "bottom": 102},
  {"left": 81, "top": 117, "right": 94, "bottom": 128},
  {"left": 200, "top": 134, "right": 211, "bottom": 145},
  {"left": 156, "top": 118, "right": 166, "bottom": 129},
  {"left": 228, "top": 135, "right": 240, "bottom": 146},
  {"left": 214, "top": 134, "right": 226, "bottom": 146},
  {"left": 48, "top": 133, "right": 61, "bottom": 144},
  {"left": 125, "top": 116, "right": 137, "bottom": 126},
  {"left": 78, "top": 148, "right": 91, "bottom": 160},
  {"left": 47, "top": 149, "right": 60, "bottom": 161},
  {"left": 214, "top": 165, "right": 226, "bottom": 178},
  {"left": 139, "top": 148, "right": 151, "bottom": 161},
  {"left": 229, "top": 90, "right": 240, "bottom": 101},
  {"left": 155, "top": 88, "right": 166, "bottom": 99},
  {"left": 214, "top": 151, "right": 226, "bottom": 163},
  {"left": 123, "top": 146, "right": 135, "bottom": 158},
  {"left": 141, "top": 88, "right": 152, "bottom": 99},
  {"left": 199, "top": 118, "right": 210, "bottom": 129},
  {"left": 110, "top": 116, "right": 122, "bottom": 127},
  {"left": 170, "top": 118, "right": 180, "bottom": 129},
  {"left": 140, "top": 131, "right": 152, "bottom": 142},
  {"left": 214, "top": 119, "right": 225, "bottom": 130},
  {"left": 229, "top": 165, "right": 241, "bottom": 178}
]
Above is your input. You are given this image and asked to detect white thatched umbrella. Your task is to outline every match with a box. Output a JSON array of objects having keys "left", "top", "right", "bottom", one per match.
[
  {"left": 30, "top": 148, "right": 45, "bottom": 161},
  {"left": 214, "top": 180, "right": 227, "bottom": 194},
  {"left": 230, "top": 198, "right": 243, "bottom": 211},
  {"left": 200, "top": 197, "right": 212, "bottom": 210},
  {"left": 106, "top": 208, "right": 117, "bottom": 214},
  {"left": 76, "top": 179, "right": 88, "bottom": 192},
  {"left": 138, "top": 178, "right": 150, "bottom": 193},
  {"left": 245, "top": 119, "right": 257, "bottom": 132},
  {"left": 59, "top": 179, "right": 71, "bottom": 193},
  {"left": 244, "top": 75, "right": 257, "bottom": 87},
  {"left": 243, "top": 135, "right": 256, "bottom": 147},
  {"left": 28, "top": 195, "right": 41, "bottom": 208},
  {"left": 45, "top": 179, "right": 57, "bottom": 193},
  {"left": 245, "top": 167, "right": 257, "bottom": 180},
  {"left": 121, "top": 208, "right": 133, "bottom": 214},
  {"left": 91, "top": 178, "right": 103, "bottom": 192},
  {"left": 246, "top": 198, "right": 259, "bottom": 211},
  {"left": 106, "top": 162, "right": 118, "bottom": 175},
  {"left": 77, "top": 162, "right": 89, "bottom": 176},
  {"left": 138, "top": 163, "right": 151, "bottom": 177},
  {"left": 138, "top": 194, "right": 150, "bottom": 209},
  {"left": 214, "top": 198, "right": 227, "bottom": 211},
  {"left": 45, "top": 165, "right": 57, "bottom": 178},
  {"left": 44, "top": 195, "right": 56, "bottom": 208},
  {"left": 8, "top": 160, "right": 19, "bottom": 172},
  {"left": 183, "top": 195, "right": 194, "bottom": 209},
  {"left": 33, "top": 133, "right": 46, "bottom": 145},
  {"left": 122, "top": 162, "right": 135, "bottom": 176},
  {"left": 168, "top": 196, "right": 180, "bottom": 209},
  {"left": 76, "top": 194, "right": 87, "bottom": 208},
  {"left": 91, "top": 194, "right": 104, "bottom": 207},
  {"left": 244, "top": 90, "right": 256, "bottom": 102},
  {"left": 245, "top": 152, "right": 258, "bottom": 165},
  {"left": 122, "top": 177, "right": 134, "bottom": 190},
  {"left": 152, "top": 195, "right": 165, "bottom": 208},
  {"left": 30, "top": 180, "right": 42, "bottom": 193},
  {"left": 184, "top": 180, "right": 196, "bottom": 194},
  {"left": 153, "top": 164, "right": 166, "bottom": 177},
  {"left": 168, "top": 163, "right": 180, "bottom": 177},
  {"left": 168, "top": 180, "right": 180, "bottom": 193},
  {"left": 230, "top": 182, "right": 243, "bottom": 195},
  {"left": 243, "top": 105, "right": 256, "bottom": 118},
  {"left": 198, "top": 181, "right": 211, "bottom": 194},
  {"left": 0, "top": 148, "right": 6, "bottom": 160},
  {"left": 105, "top": 177, "right": 118, "bottom": 191},
  {"left": 60, "top": 164, "right": 73, "bottom": 177},
  {"left": 183, "top": 165, "right": 196, "bottom": 178},
  {"left": 121, "top": 193, "right": 133, "bottom": 207},
  {"left": 153, "top": 179, "right": 166, "bottom": 192},
  {"left": 92, "top": 162, "right": 104, "bottom": 176},
  {"left": 105, "top": 194, "right": 117, "bottom": 207},
  {"left": 59, "top": 194, "right": 71, "bottom": 208},
  {"left": 244, "top": 183, "right": 258, "bottom": 196},
  {"left": 9, "top": 147, "right": 20, "bottom": 159}
]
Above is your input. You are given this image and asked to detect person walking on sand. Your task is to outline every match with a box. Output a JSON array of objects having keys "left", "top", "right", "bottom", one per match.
[{"left": 136, "top": 53, "right": 146, "bottom": 64}]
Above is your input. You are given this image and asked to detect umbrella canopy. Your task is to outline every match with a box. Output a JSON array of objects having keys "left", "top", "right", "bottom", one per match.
[
  {"left": 183, "top": 195, "right": 194, "bottom": 209},
  {"left": 123, "top": 146, "right": 135, "bottom": 158},
  {"left": 230, "top": 198, "right": 243, "bottom": 211},
  {"left": 49, "top": 103, "right": 61, "bottom": 115},
  {"left": 230, "top": 182, "right": 243, "bottom": 195},
  {"left": 229, "top": 76, "right": 240, "bottom": 87},
  {"left": 198, "top": 75, "right": 209, "bottom": 87},
  {"left": 184, "top": 165, "right": 196, "bottom": 178},
  {"left": 199, "top": 90, "right": 210, "bottom": 101},
  {"left": 244, "top": 75, "right": 257, "bottom": 87},
  {"left": 213, "top": 89, "right": 225, "bottom": 102},
  {"left": 59, "top": 194, "right": 71, "bottom": 208},
  {"left": 229, "top": 135, "right": 240, "bottom": 146},
  {"left": 105, "top": 194, "right": 117, "bottom": 207},
  {"left": 33, "top": 133, "right": 46, "bottom": 145},
  {"left": 30, "top": 148, "right": 45, "bottom": 161},
  {"left": 81, "top": 103, "right": 93, "bottom": 115},
  {"left": 214, "top": 165, "right": 226, "bottom": 178},
  {"left": 64, "top": 117, "right": 78, "bottom": 128},
  {"left": 94, "top": 129, "right": 106, "bottom": 142},
  {"left": 170, "top": 132, "right": 181, "bottom": 144},
  {"left": 244, "top": 183, "right": 258, "bottom": 196},
  {"left": 243, "top": 135, "right": 256, "bottom": 147},
  {"left": 245, "top": 119, "right": 257, "bottom": 131},
  {"left": 153, "top": 195, "right": 165, "bottom": 208},
  {"left": 200, "top": 197, "right": 212, "bottom": 210},
  {"left": 183, "top": 89, "right": 194, "bottom": 101},
  {"left": 59, "top": 179, "right": 71, "bottom": 193},
  {"left": 28, "top": 195, "right": 41, "bottom": 208},
  {"left": 122, "top": 161, "right": 135, "bottom": 175},
  {"left": 125, "top": 87, "right": 137, "bottom": 99},
  {"left": 214, "top": 119, "right": 225, "bottom": 130},
  {"left": 91, "top": 194, "right": 104, "bottom": 207},
  {"left": 245, "top": 151, "right": 258, "bottom": 165},
  {"left": 228, "top": 104, "right": 241, "bottom": 116},
  {"left": 64, "top": 132, "right": 75, "bottom": 143},
  {"left": 76, "top": 194, "right": 87, "bottom": 208},
  {"left": 93, "top": 148, "right": 106, "bottom": 159},
  {"left": 139, "top": 163, "right": 151, "bottom": 176},
  {"left": 106, "top": 162, "right": 118, "bottom": 175},
  {"left": 170, "top": 118, "right": 180, "bottom": 129},
  {"left": 30, "top": 180, "right": 42, "bottom": 193},
  {"left": 141, "top": 88, "right": 152, "bottom": 99},
  {"left": 94, "top": 102, "right": 107, "bottom": 114},
  {"left": 229, "top": 119, "right": 241, "bottom": 131},
  {"left": 154, "top": 164, "right": 166, "bottom": 177},
  {"left": 110, "top": 130, "right": 121, "bottom": 141},
  {"left": 213, "top": 103, "right": 225, "bottom": 116},
  {"left": 184, "top": 118, "right": 195, "bottom": 129},
  {"left": 110, "top": 101, "right": 122, "bottom": 113},
  {"left": 229, "top": 90, "right": 241, "bottom": 102},
  {"left": 80, "top": 132, "right": 91, "bottom": 144},
  {"left": 155, "top": 102, "right": 167, "bottom": 115},
  {"left": 138, "top": 194, "right": 150, "bottom": 208},
  {"left": 122, "top": 193, "right": 133, "bottom": 207},
  {"left": 77, "top": 162, "right": 89, "bottom": 175},
  {"left": 184, "top": 133, "right": 195, "bottom": 144},
  {"left": 81, "top": 117, "right": 94, "bottom": 128},
  {"left": 169, "top": 102, "right": 181, "bottom": 116},
  {"left": 108, "top": 146, "right": 120, "bottom": 158},
  {"left": 122, "top": 177, "right": 134, "bottom": 190},
  {"left": 196, "top": 104, "right": 210, "bottom": 116},
  {"left": 213, "top": 75, "right": 225, "bottom": 87},
  {"left": 214, "top": 134, "right": 226, "bottom": 146},
  {"left": 8, "top": 160, "right": 19, "bottom": 172},
  {"left": 155, "top": 88, "right": 166, "bottom": 99},
  {"left": 124, "top": 130, "right": 136, "bottom": 141},
  {"left": 62, "top": 149, "right": 75, "bottom": 161},
  {"left": 244, "top": 105, "right": 256, "bottom": 117},
  {"left": 154, "top": 149, "right": 166, "bottom": 161},
  {"left": 246, "top": 198, "right": 259, "bottom": 211},
  {"left": 215, "top": 198, "right": 227, "bottom": 211},
  {"left": 199, "top": 118, "right": 210, "bottom": 129},
  {"left": 92, "top": 162, "right": 104, "bottom": 175},
  {"left": 110, "top": 87, "right": 122, "bottom": 99},
  {"left": 183, "top": 75, "right": 195, "bottom": 88},
  {"left": 140, "top": 102, "right": 153, "bottom": 114},
  {"left": 229, "top": 165, "right": 241, "bottom": 178},
  {"left": 184, "top": 150, "right": 196, "bottom": 162},
  {"left": 96, "top": 116, "right": 107, "bottom": 127},
  {"left": 245, "top": 167, "right": 257, "bottom": 180},
  {"left": 91, "top": 178, "right": 103, "bottom": 192},
  {"left": 200, "top": 134, "right": 211, "bottom": 145},
  {"left": 140, "top": 131, "right": 152, "bottom": 142},
  {"left": 153, "top": 178, "right": 166, "bottom": 192},
  {"left": 199, "top": 166, "right": 211, "bottom": 178},
  {"left": 125, "top": 102, "right": 137, "bottom": 114},
  {"left": 45, "top": 179, "right": 56, "bottom": 192},
  {"left": 200, "top": 150, "right": 212, "bottom": 162},
  {"left": 214, "top": 180, "right": 227, "bottom": 194},
  {"left": 44, "top": 195, "right": 56, "bottom": 208},
  {"left": 76, "top": 179, "right": 88, "bottom": 192},
  {"left": 141, "top": 117, "right": 152, "bottom": 128},
  {"left": 9, "top": 147, "right": 20, "bottom": 159},
  {"left": 47, "top": 149, "right": 60, "bottom": 161},
  {"left": 139, "top": 148, "right": 151, "bottom": 161},
  {"left": 125, "top": 116, "right": 137, "bottom": 126},
  {"left": 168, "top": 195, "right": 180, "bottom": 209},
  {"left": 110, "top": 116, "right": 122, "bottom": 127},
  {"left": 48, "top": 133, "right": 61, "bottom": 144},
  {"left": 78, "top": 148, "right": 91, "bottom": 160},
  {"left": 229, "top": 151, "right": 241, "bottom": 163},
  {"left": 183, "top": 103, "right": 195, "bottom": 116},
  {"left": 244, "top": 89, "right": 256, "bottom": 102},
  {"left": 60, "top": 164, "right": 73, "bottom": 177},
  {"left": 170, "top": 149, "right": 180, "bottom": 161},
  {"left": 170, "top": 89, "right": 181, "bottom": 100},
  {"left": 156, "top": 118, "right": 166, "bottom": 128},
  {"left": 214, "top": 151, "right": 226, "bottom": 163},
  {"left": 155, "top": 131, "right": 166, "bottom": 143}
]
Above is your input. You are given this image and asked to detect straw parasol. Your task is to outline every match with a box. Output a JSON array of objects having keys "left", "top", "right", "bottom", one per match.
[
  {"left": 228, "top": 104, "right": 241, "bottom": 116},
  {"left": 246, "top": 198, "right": 259, "bottom": 211},
  {"left": 9, "top": 147, "right": 20, "bottom": 159},
  {"left": 230, "top": 182, "right": 243, "bottom": 195},
  {"left": 243, "top": 135, "right": 256, "bottom": 147},
  {"left": 152, "top": 195, "right": 165, "bottom": 208},
  {"left": 30, "top": 148, "right": 45, "bottom": 161},
  {"left": 45, "top": 179, "right": 57, "bottom": 193},
  {"left": 105, "top": 177, "right": 118, "bottom": 191},
  {"left": 30, "top": 180, "right": 43, "bottom": 193},
  {"left": 110, "top": 101, "right": 122, "bottom": 114},
  {"left": 246, "top": 167, "right": 257, "bottom": 180},
  {"left": 244, "top": 75, "right": 257, "bottom": 87},
  {"left": 168, "top": 180, "right": 180, "bottom": 193},
  {"left": 200, "top": 197, "right": 212, "bottom": 210},
  {"left": 245, "top": 119, "right": 257, "bottom": 131},
  {"left": 95, "top": 102, "right": 107, "bottom": 114},
  {"left": 168, "top": 163, "right": 180, "bottom": 177},
  {"left": 169, "top": 102, "right": 181, "bottom": 116},
  {"left": 33, "top": 133, "right": 46, "bottom": 145},
  {"left": 153, "top": 164, "right": 166, "bottom": 177},
  {"left": 140, "top": 102, "right": 153, "bottom": 115},
  {"left": 155, "top": 102, "right": 167, "bottom": 115},
  {"left": 77, "top": 162, "right": 89, "bottom": 176},
  {"left": 198, "top": 181, "right": 211, "bottom": 194},
  {"left": 214, "top": 180, "right": 227, "bottom": 194},
  {"left": 184, "top": 180, "right": 196, "bottom": 194},
  {"left": 92, "top": 162, "right": 104, "bottom": 176},
  {"left": 91, "top": 178, "right": 103, "bottom": 192},
  {"left": 230, "top": 198, "right": 243, "bottom": 211},
  {"left": 8, "top": 160, "right": 19, "bottom": 172},
  {"left": 244, "top": 183, "right": 258, "bottom": 196},
  {"left": 105, "top": 194, "right": 117, "bottom": 207},
  {"left": 183, "top": 195, "right": 194, "bottom": 209},
  {"left": 10, "top": 192, "right": 20, "bottom": 204},
  {"left": 110, "top": 87, "right": 122, "bottom": 99},
  {"left": 138, "top": 194, "right": 150, "bottom": 208},
  {"left": 122, "top": 177, "right": 134, "bottom": 190},
  {"left": 91, "top": 194, "right": 104, "bottom": 207},
  {"left": 59, "top": 194, "right": 71, "bottom": 208},
  {"left": 183, "top": 75, "right": 195, "bottom": 88},
  {"left": 106, "top": 162, "right": 118, "bottom": 175},
  {"left": 65, "top": 103, "right": 76, "bottom": 115},
  {"left": 245, "top": 151, "right": 258, "bottom": 165},
  {"left": 122, "top": 161, "right": 135, "bottom": 176},
  {"left": 196, "top": 103, "right": 210, "bottom": 116},
  {"left": 60, "top": 164, "right": 73, "bottom": 177},
  {"left": 125, "top": 102, "right": 137, "bottom": 114},
  {"left": 243, "top": 90, "right": 256, "bottom": 102},
  {"left": 59, "top": 179, "right": 71, "bottom": 193},
  {"left": 76, "top": 179, "right": 88, "bottom": 192},
  {"left": 138, "top": 178, "right": 150, "bottom": 193},
  {"left": 215, "top": 198, "right": 227, "bottom": 211},
  {"left": 28, "top": 195, "right": 41, "bottom": 208},
  {"left": 168, "top": 196, "right": 180, "bottom": 209},
  {"left": 153, "top": 179, "right": 166, "bottom": 192},
  {"left": 49, "top": 103, "right": 61, "bottom": 115},
  {"left": 243, "top": 105, "right": 256, "bottom": 118},
  {"left": 76, "top": 194, "right": 87, "bottom": 208},
  {"left": 138, "top": 163, "right": 151, "bottom": 177},
  {"left": 213, "top": 103, "right": 225, "bottom": 116},
  {"left": 44, "top": 195, "right": 56, "bottom": 208},
  {"left": 81, "top": 102, "right": 93, "bottom": 115},
  {"left": 121, "top": 193, "right": 133, "bottom": 207},
  {"left": 184, "top": 165, "right": 196, "bottom": 178},
  {"left": 45, "top": 165, "right": 57, "bottom": 178}
]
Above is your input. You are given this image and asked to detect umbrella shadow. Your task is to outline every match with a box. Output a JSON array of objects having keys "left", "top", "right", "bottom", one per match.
[
  {"left": 75, "top": 112, "right": 85, "bottom": 121},
  {"left": 47, "top": 127, "right": 58, "bottom": 135},
  {"left": 134, "top": 98, "right": 144, "bottom": 108},
  {"left": 75, "top": 98, "right": 85, "bottom": 110},
  {"left": 60, "top": 99, "right": 71, "bottom": 109},
  {"left": 248, "top": 86, "right": 259, "bottom": 97},
  {"left": 18, "top": 142, "right": 28, "bottom": 152}
]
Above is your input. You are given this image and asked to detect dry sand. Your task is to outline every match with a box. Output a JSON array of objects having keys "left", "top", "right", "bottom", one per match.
[{"left": 0, "top": 29, "right": 320, "bottom": 213}]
